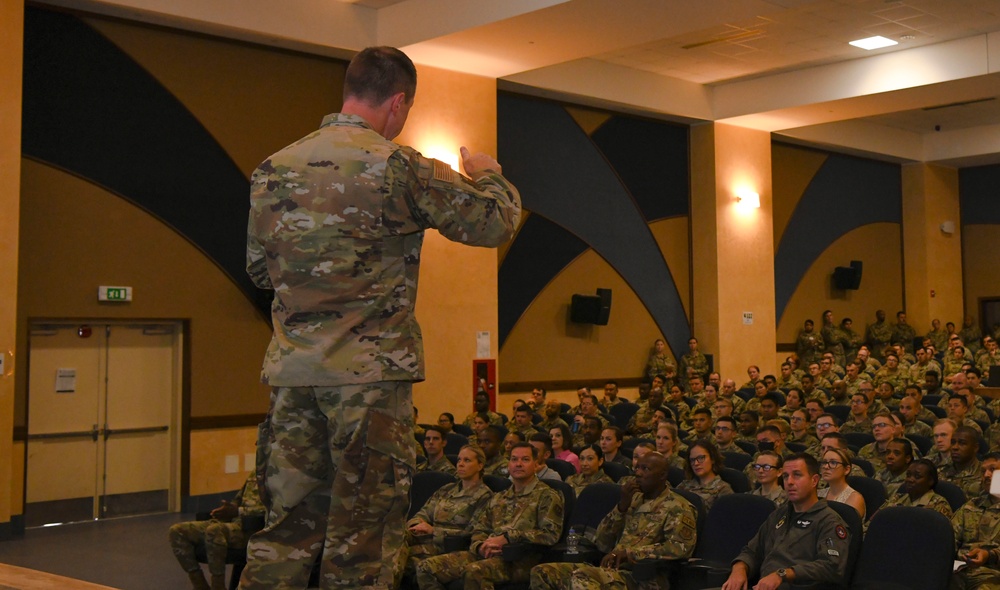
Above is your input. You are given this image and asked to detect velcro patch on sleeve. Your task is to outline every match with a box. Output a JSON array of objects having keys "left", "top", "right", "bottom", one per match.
[{"left": 432, "top": 159, "right": 455, "bottom": 184}]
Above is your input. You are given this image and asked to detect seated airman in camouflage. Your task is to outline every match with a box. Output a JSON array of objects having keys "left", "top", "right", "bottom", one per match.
[
  {"left": 420, "top": 426, "right": 457, "bottom": 476},
  {"left": 169, "top": 470, "right": 263, "bottom": 590},
  {"left": 951, "top": 452, "right": 1000, "bottom": 590},
  {"left": 529, "top": 452, "right": 697, "bottom": 590},
  {"left": 416, "top": 442, "right": 564, "bottom": 590}
]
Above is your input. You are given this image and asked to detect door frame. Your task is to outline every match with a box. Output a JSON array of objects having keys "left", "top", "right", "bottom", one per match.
[{"left": 24, "top": 318, "right": 186, "bottom": 521}]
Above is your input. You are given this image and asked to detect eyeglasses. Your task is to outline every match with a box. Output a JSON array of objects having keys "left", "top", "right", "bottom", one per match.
[
  {"left": 872, "top": 422, "right": 892, "bottom": 429},
  {"left": 816, "top": 422, "right": 834, "bottom": 429},
  {"left": 713, "top": 426, "right": 732, "bottom": 432},
  {"left": 689, "top": 455, "right": 709, "bottom": 465},
  {"left": 789, "top": 416, "right": 805, "bottom": 423},
  {"left": 752, "top": 464, "right": 778, "bottom": 472},
  {"left": 820, "top": 460, "right": 844, "bottom": 468}
]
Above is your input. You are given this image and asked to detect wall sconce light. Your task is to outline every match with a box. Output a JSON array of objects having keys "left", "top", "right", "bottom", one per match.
[
  {"left": 940, "top": 220, "right": 955, "bottom": 235},
  {"left": 735, "top": 188, "right": 760, "bottom": 209}
]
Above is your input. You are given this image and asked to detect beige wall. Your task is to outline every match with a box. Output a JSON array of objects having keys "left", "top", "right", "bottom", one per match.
[
  {"left": 902, "top": 163, "right": 965, "bottom": 328},
  {"left": 189, "top": 426, "right": 258, "bottom": 495},
  {"left": 963, "top": 225, "right": 1000, "bottom": 321},
  {"left": 395, "top": 65, "right": 505, "bottom": 423},
  {"left": 1, "top": 0, "right": 23, "bottom": 525},
  {"left": 692, "top": 123, "right": 777, "bottom": 378}
]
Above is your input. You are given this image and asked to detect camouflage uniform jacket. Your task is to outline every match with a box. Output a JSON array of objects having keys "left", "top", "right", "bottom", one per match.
[
  {"left": 463, "top": 411, "right": 505, "bottom": 428},
  {"left": 821, "top": 325, "right": 849, "bottom": 366},
  {"left": 406, "top": 480, "right": 492, "bottom": 555},
  {"left": 874, "top": 366, "right": 909, "bottom": 391},
  {"left": 927, "top": 329, "right": 950, "bottom": 353},
  {"left": 797, "top": 330, "right": 825, "bottom": 365},
  {"left": 627, "top": 404, "right": 659, "bottom": 436},
  {"left": 420, "top": 454, "right": 457, "bottom": 476},
  {"left": 645, "top": 353, "right": 676, "bottom": 380},
  {"left": 234, "top": 470, "right": 266, "bottom": 519},
  {"left": 875, "top": 467, "right": 906, "bottom": 496},
  {"left": 953, "top": 492, "right": 1000, "bottom": 561},
  {"left": 716, "top": 440, "right": 750, "bottom": 456},
  {"left": 840, "top": 416, "right": 873, "bottom": 434},
  {"left": 904, "top": 419, "right": 934, "bottom": 438},
  {"left": 927, "top": 448, "right": 952, "bottom": 469},
  {"left": 247, "top": 113, "right": 521, "bottom": 386},
  {"left": 734, "top": 499, "right": 850, "bottom": 586},
  {"left": 468, "top": 477, "right": 563, "bottom": 552},
  {"left": 941, "top": 458, "right": 983, "bottom": 499},
  {"left": 566, "top": 470, "right": 614, "bottom": 497},
  {"left": 960, "top": 326, "right": 983, "bottom": 354},
  {"left": 883, "top": 489, "right": 952, "bottom": 520},
  {"left": 484, "top": 455, "right": 508, "bottom": 477},
  {"left": 893, "top": 323, "right": 918, "bottom": 352},
  {"left": 679, "top": 352, "right": 709, "bottom": 380},
  {"left": 538, "top": 417, "right": 569, "bottom": 433},
  {"left": 858, "top": 442, "right": 888, "bottom": 473},
  {"left": 750, "top": 485, "right": 788, "bottom": 507},
  {"left": 594, "top": 487, "right": 698, "bottom": 562},
  {"left": 866, "top": 321, "right": 894, "bottom": 358},
  {"left": 676, "top": 475, "right": 734, "bottom": 512}
]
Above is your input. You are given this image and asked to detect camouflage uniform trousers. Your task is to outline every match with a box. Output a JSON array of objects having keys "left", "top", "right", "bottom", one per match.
[
  {"left": 416, "top": 550, "right": 541, "bottom": 590},
  {"left": 168, "top": 519, "right": 244, "bottom": 576},
  {"left": 951, "top": 567, "right": 1000, "bottom": 590},
  {"left": 531, "top": 561, "right": 661, "bottom": 590},
  {"left": 239, "top": 382, "right": 415, "bottom": 590}
]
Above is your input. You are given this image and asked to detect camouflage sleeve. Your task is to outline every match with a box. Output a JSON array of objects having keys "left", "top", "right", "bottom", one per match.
[
  {"left": 387, "top": 148, "right": 521, "bottom": 248},
  {"left": 505, "top": 487, "right": 564, "bottom": 546},
  {"left": 629, "top": 498, "right": 698, "bottom": 561},
  {"left": 235, "top": 472, "right": 266, "bottom": 518},
  {"left": 593, "top": 503, "right": 629, "bottom": 554},
  {"left": 407, "top": 484, "right": 449, "bottom": 529},
  {"left": 246, "top": 166, "right": 274, "bottom": 289},
  {"left": 469, "top": 494, "right": 500, "bottom": 554}
]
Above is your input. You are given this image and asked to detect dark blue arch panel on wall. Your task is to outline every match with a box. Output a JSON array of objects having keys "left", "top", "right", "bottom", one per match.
[
  {"left": 590, "top": 116, "right": 689, "bottom": 222},
  {"left": 960, "top": 164, "right": 1000, "bottom": 225},
  {"left": 21, "top": 7, "right": 269, "bottom": 313},
  {"left": 497, "top": 93, "right": 690, "bottom": 352},
  {"left": 774, "top": 151, "right": 901, "bottom": 322}
]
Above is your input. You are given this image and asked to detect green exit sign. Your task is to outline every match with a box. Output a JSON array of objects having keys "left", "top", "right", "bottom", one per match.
[{"left": 98, "top": 286, "right": 132, "bottom": 302}]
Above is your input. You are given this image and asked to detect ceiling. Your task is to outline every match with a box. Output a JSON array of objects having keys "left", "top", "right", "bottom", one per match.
[{"left": 39, "top": 0, "right": 1000, "bottom": 166}]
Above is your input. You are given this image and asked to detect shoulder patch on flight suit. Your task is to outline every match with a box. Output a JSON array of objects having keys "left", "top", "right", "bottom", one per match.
[
  {"left": 432, "top": 159, "right": 455, "bottom": 184},
  {"left": 835, "top": 525, "right": 847, "bottom": 539}
]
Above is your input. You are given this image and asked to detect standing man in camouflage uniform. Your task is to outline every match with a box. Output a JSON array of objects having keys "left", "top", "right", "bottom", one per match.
[
  {"left": 679, "top": 337, "right": 709, "bottom": 389},
  {"left": 242, "top": 47, "right": 521, "bottom": 590},
  {"left": 797, "top": 319, "right": 825, "bottom": 367},
  {"left": 416, "top": 443, "right": 564, "bottom": 589},
  {"left": 169, "top": 471, "right": 264, "bottom": 590},
  {"left": 893, "top": 311, "right": 918, "bottom": 354},
  {"left": 529, "top": 452, "right": 697, "bottom": 590},
  {"left": 866, "top": 310, "right": 894, "bottom": 362}
]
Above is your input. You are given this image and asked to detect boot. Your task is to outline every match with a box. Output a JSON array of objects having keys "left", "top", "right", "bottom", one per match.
[
  {"left": 210, "top": 574, "right": 227, "bottom": 590},
  {"left": 187, "top": 570, "right": 211, "bottom": 590}
]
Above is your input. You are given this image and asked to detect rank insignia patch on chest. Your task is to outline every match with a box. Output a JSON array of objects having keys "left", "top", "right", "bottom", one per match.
[{"left": 835, "top": 525, "right": 847, "bottom": 539}]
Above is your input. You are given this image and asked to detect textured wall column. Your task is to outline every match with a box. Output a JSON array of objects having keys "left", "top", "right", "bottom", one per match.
[
  {"left": 0, "top": 0, "right": 24, "bottom": 536},
  {"left": 691, "top": 123, "right": 776, "bottom": 378},
  {"left": 901, "top": 163, "right": 964, "bottom": 329}
]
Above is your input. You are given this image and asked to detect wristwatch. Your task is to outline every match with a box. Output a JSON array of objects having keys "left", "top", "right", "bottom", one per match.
[{"left": 777, "top": 568, "right": 788, "bottom": 579}]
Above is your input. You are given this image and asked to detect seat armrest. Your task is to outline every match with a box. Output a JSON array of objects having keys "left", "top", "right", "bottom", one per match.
[
  {"left": 443, "top": 534, "right": 472, "bottom": 553},
  {"left": 631, "top": 558, "right": 686, "bottom": 581},
  {"left": 501, "top": 542, "right": 547, "bottom": 561}
]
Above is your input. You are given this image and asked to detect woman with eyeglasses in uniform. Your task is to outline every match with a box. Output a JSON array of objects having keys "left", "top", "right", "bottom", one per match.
[{"left": 749, "top": 450, "right": 787, "bottom": 507}]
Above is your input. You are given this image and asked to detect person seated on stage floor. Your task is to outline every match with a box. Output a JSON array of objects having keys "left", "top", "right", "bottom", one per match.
[
  {"left": 529, "top": 452, "right": 697, "bottom": 590},
  {"left": 951, "top": 452, "right": 1000, "bottom": 590},
  {"left": 421, "top": 426, "right": 457, "bottom": 475},
  {"left": 721, "top": 453, "right": 851, "bottom": 590},
  {"left": 168, "top": 470, "right": 264, "bottom": 590},
  {"left": 404, "top": 445, "right": 493, "bottom": 583},
  {"left": 600, "top": 426, "right": 632, "bottom": 470},
  {"left": 415, "top": 442, "right": 564, "bottom": 590},
  {"left": 749, "top": 450, "right": 788, "bottom": 507},
  {"left": 548, "top": 423, "right": 579, "bottom": 473},
  {"left": 941, "top": 426, "right": 984, "bottom": 499},
  {"left": 677, "top": 440, "right": 733, "bottom": 512},
  {"left": 566, "top": 443, "right": 614, "bottom": 496}
]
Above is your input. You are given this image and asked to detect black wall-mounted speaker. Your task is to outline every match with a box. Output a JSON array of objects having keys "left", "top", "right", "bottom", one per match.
[
  {"left": 570, "top": 288, "right": 612, "bottom": 325},
  {"left": 833, "top": 260, "right": 863, "bottom": 290}
]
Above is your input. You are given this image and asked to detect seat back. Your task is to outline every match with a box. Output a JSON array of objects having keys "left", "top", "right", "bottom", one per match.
[
  {"left": 693, "top": 493, "right": 776, "bottom": 564},
  {"left": 667, "top": 466, "right": 685, "bottom": 488},
  {"left": 568, "top": 482, "right": 620, "bottom": 539},
  {"left": 934, "top": 480, "right": 968, "bottom": 513},
  {"left": 444, "top": 432, "right": 469, "bottom": 455},
  {"left": 602, "top": 461, "right": 631, "bottom": 482},
  {"left": 546, "top": 458, "right": 576, "bottom": 481},
  {"left": 452, "top": 423, "right": 473, "bottom": 437},
  {"left": 609, "top": 402, "right": 639, "bottom": 430},
  {"left": 824, "top": 499, "right": 863, "bottom": 588},
  {"left": 483, "top": 474, "right": 512, "bottom": 493},
  {"left": 846, "top": 475, "right": 887, "bottom": 520},
  {"left": 674, "top": 487, "right": 706, "bottom": 537},
  {"left": 852, "top": 458, "right": 875, "bottom": 477},
  {"left": 735, "top": 440, "right": 758, "bottom": 455},
  {"left": 541, "top": 478, "right": 576, "bottom": 543},
  {"left": 853, "top": 506, "right": 954, "bottom": 590},
  {"left": 843, "top": 432, "right": 875, "bottom": 449},
  {"left": 925, "top": 405, "right": 947, "bottom": 419},
  {"left": 908, "top": 434, "right": 932, "bottom": 456},
  {"left": 719, "top": 467, "right": 751, "bottom": 493},
  {"left": 722, "top": 451, "right": 752, "bottom": 471},
  {"left": 408, "top": 471, "right": 457, "bottom": 518},
  {"left": 826, "top": 405, "right": 850, "bottom": 423}
]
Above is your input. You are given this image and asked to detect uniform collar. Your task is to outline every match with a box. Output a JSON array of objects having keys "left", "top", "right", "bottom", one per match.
[{"left": 320, "top": 113, "right": 375, "bottom": 130}]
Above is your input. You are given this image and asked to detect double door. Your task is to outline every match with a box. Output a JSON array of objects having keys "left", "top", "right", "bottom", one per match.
[{"left": 25, "top": 322, "right": 180, "bottom": 526}]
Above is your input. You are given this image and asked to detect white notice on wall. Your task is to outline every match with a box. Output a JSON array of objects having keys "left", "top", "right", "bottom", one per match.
[
  {"left": 476, "top": 331, "right": 491, "bottom": 359},
  {"left": 56, "top": 368, "right": 77, "bottom": 393},
  {"left": 742, "top": 312, "right": 754, "bottom": 325}
]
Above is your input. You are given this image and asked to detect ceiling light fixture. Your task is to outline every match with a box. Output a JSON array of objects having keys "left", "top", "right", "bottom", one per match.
[{"left": 849, "top": 36, "right": 898, "bottom": 50}]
